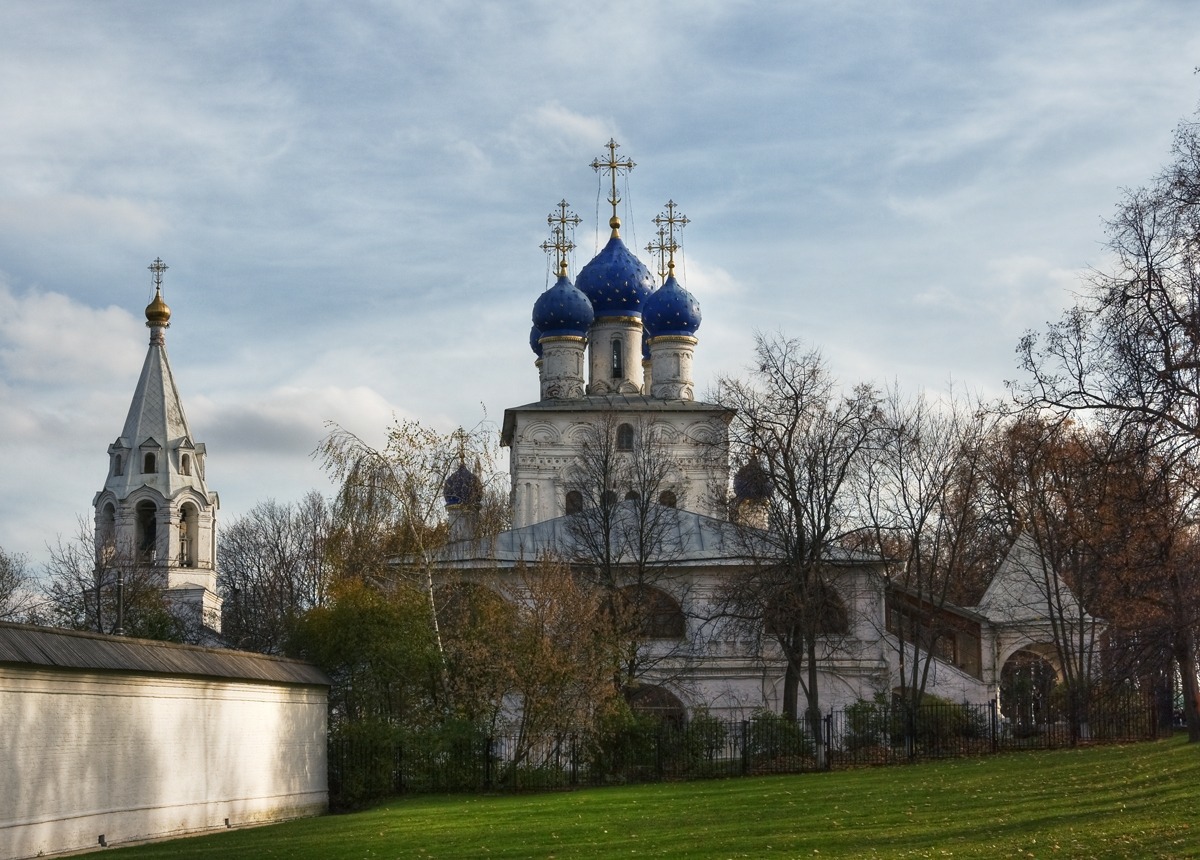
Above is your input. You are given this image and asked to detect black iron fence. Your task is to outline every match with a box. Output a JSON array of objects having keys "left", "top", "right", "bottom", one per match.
[{"left": 328, "top": 697, "right": 1162, "bottom": 807}]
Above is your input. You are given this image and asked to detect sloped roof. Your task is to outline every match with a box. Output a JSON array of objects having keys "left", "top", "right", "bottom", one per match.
[
  {"left": 0, "top": 622, "right": 329, "bottom": 686},
  {"left": 431, "top": 501, "right": 879, "bottom": 569},
  {"left": 101, "top": 332, "right": 213, "bottom": 504},
  {"left": 973, "top": 533, "right": 1089, "bottom": 625}
]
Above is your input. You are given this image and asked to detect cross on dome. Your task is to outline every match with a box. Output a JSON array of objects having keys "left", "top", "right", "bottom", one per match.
[
  {"left": 652, "top": 200, "right": 689, "bottom": 275},
  {"left": 541, "top": 199, "right": 582, "bottom": 277},
  {"left": 646, "top": 225, "right": 672, "bottom": 283},
  {"left": 144, "top": 256, "right": 172, "bottom": 336},
  {"left": 590, "top": 138, "right": 636, "bottom": 238}
]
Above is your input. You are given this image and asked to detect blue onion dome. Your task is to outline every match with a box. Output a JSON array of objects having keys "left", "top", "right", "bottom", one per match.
[
  {"left": 444, "top": 462, "right": 483, "bottom": 507},
  {"left": 575, "top": 234, "right": 655, "bottom": 318},
  {"left": 642, "top": 270, "right": 701, "bottom": 337},
  {"left": 530, "top": 324, "right": 543, "bottom": 357},
  {"left": 733, "top": 459, "right": 771, "bottom": 501},
  {"left": 532, "top": 270, "right": 595, "bottom": 338}
]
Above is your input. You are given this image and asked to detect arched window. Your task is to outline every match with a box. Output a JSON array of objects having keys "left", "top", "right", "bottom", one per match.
[
  {"left": 179, "top": 504, "right": 197, "bottom": 567},
  {"left": 99, "top": 503, "right": 117, "bottom": 561},
  {"left": 180, "top": 454, "right": 191, "bottom": 476},
  {"left": 136, "top": 501, "right": 158, "bottom": 562},
  {"left": 113, "top": 455, "right": 123, "bottom": 477},
  {"left": 143, "top": 452, "right": 156, "bottom": 474},
  {"left": 616, "top": 422, "right": 634, "bottom": 450},
  {"left": 624, "top": 490, "right": 640, "bottom": 501},
  {"left": 625, "top": 684, "right": 687, "bottom": 729},
  {"left": 765, "top": 584, "right": 849, "bottom": 638},
  {"left": 565, "top": 490, "right": 584, "bottom": 515},
  {"left": 611, "top": 338, "right": 624, "bottom": 378},
  {"left": 601, "top": 489, "right": 619, "bottom": 508},
  {"left": 658, "top": 490, "right": 677, "bottom": 508},
  {"left": 614, "top": 585, "right": 687, "bottom": 639}
]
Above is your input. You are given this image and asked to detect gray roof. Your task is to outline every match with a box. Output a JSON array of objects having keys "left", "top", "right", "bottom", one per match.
[
  {"left": 431, "top": 502, "right": 879, "bottom": 569},
  {"left": 0, "top": 622, "right": 329, "bottom": 687},
  {"left": 501, "top": 394, "right": 731, "bottom": 446}
]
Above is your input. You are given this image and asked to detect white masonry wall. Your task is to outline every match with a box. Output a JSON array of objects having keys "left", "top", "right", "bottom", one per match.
[{"left": 0, "top": 666, "right": 327, "bottom": 860}]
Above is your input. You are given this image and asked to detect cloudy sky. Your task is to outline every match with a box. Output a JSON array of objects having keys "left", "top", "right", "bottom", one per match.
[{"left": 1, "top": 1, "right": 1198, "bottom": 568}]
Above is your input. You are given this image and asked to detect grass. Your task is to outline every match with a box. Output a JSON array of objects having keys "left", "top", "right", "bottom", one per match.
[{"left": 109, "top": 737, "right": 1198, "bottom": 859}]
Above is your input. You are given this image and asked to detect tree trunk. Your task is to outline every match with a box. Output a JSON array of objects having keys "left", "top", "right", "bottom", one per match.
[
  {"left": 782, "top": 659, "right": 800, "bottom": 722},
  {"left": 1175, "top": 631, "right": 1200, "bottom": 743}
]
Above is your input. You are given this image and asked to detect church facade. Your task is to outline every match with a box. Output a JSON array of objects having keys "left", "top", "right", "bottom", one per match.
[{"left": 436, "top": 143, "right": 1092, "bottom": 722}]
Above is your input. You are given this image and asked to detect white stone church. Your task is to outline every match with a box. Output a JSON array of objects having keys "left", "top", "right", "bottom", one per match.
[
  {"left": 428, "top": 144, "right": 1093, "bottom": 722},
  {"left": 92, "top": 147, "right": 1089, "bottom": 722}
]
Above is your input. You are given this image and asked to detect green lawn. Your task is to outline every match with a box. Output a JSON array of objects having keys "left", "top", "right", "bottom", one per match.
[{"left": 110, "top": 737, "right": 1198, "bottom": 859}]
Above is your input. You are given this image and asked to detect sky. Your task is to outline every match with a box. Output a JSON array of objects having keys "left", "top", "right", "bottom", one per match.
[{"left": 1, "top": 1, "right": 1198, "bottom": 569}]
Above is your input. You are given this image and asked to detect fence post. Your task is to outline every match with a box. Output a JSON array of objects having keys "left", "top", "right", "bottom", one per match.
[
  {"left": 989, "top": 699, "right": 998, "bottom": 752},
  {"left": 740, "top": 720, "right": 749, "bottom": 775},
  {"left": 484, "top": 736, "right": 493, "bottom": 791},
  {"left": 823, "top": 714, "right": 833, "bottom": 771},
  {"left": 570, "top": 733, "right": 578, "bottom": 786}
]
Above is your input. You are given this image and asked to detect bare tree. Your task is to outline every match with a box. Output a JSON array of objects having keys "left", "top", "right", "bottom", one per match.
[
  {"left": 0, "top": 546, "right": 36, "bottom": 622},
  {"left": 37, "top": 518, "right": 190, "bottom": 641},
  {"left": 714, "top": 334, "right": 879, "bottom": 752},
  {"left": 563, "top": 411, "right": 694, "bottom": 693},
  {"left": 1013, "top": 108, "right": 1200, "bottom": 738},
  {"left": 861, "top": 387, "right": 997, "bottom": 713},
  {"left": 317, "top": 418, "right": 508, "bottom": 706},
  {"left": 218, "top": 491, "right": 334, "bottom": 654}
]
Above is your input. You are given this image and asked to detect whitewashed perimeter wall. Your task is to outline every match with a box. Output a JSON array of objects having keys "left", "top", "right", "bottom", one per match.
[{"left": 0, "top": 667, "right": 327, "bottom": 860}]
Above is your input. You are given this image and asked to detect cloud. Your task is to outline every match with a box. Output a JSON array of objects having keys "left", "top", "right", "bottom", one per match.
[
  {"left": 0, "top": 196, "right": 167, "bottom": 247},
  {"left": 0, "top": 284, "right": 143, "bottom": 385}
]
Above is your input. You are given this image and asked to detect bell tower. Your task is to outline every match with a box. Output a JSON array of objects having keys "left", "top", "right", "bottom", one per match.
[{"left": 92, "top": 259, "right": 222, "bottom": 633}]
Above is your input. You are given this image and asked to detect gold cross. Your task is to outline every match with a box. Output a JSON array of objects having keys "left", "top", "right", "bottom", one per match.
[
  {"left": 540, "top": 200, "right": 581, "bottom": 277},
  {"left": 148, "top": 257, "right": 168, "bottom": 290},
  {"left": 652, "top": 200, "right": 689, "bottom": 272},
  {"left": 590, "top": 138, "right": 636, "bottom": 236},
  {"left": 646, "top": 225, "right": 672, "bottom": 283}
]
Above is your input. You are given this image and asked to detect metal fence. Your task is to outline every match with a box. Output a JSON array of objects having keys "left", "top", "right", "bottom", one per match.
[{"left": 328, "top": 697, "right": 1162, "bottom": 807}]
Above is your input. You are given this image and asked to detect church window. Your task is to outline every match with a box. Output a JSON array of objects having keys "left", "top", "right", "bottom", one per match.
[
  {"left": 613, "top": 585, "right": 686, "bottom": 640},
  {"left": 616, "top": 422, "right": 634, "bottom": 450},
  {"left": 136, "top": 501, "right": 158, "bottom": 562},
  {"left": 565, "top": 490, "right": 583, "bottom": 515},
  {"left": 99, "top": 503, "right": 117, "bottom": 562},
  {"left": 625, "top": 490, "right": 640, "bottom": 501},
  {"left": 143, "top": 452, "right": 156, "bottom": 474},
  {"left": 180, "top": 454, "right": 191, "bottom": 476},
  {"left": 765, "top": 584, "right": 849, "bottom": 638},
  {"left": 658, "top": 490, "right": 677, "bottom": 508},
  {"left": 602, "top": 489, "right": 618, "bottom": 508},
  {"left": 611, "top": 338, "right": 624, "bottom": 378},
  {"left": 113, "top": 455, "right": 123, "bottom": 477},
  {"left": 179, "top": 505, "right": 196, "bottom": 567}
]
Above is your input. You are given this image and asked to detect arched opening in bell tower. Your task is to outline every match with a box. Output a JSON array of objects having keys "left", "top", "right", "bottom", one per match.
[
  {"left": 136, "top": 501, "right": 158, "bottom": 563},
  {"left": 179, "top": 503, "right": 198, "bottom": 568}
]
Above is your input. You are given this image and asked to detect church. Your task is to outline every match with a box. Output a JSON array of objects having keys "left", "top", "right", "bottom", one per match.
[
  {"left": 427, "top": 141, "right": 1092, "bottom": 722},
  {"left": 92, "top": 143, "right": 1090, "bottom": 723},
  {"left": 92, "top": 259, "right": 222, "bottom": 635}
]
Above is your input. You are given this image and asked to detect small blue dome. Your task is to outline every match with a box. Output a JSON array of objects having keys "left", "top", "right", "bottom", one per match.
[
  {"left": 642, "top": 273, "right": 701, "bottom": 338},
  {"left": 575, "top": 235, "right": 655, "bottom": 318},
  {"left": 532, "top": 273, "right": 594, "bottom": 338},
  {"left": 733, "top": 459, "right": 771, "bottom": 501},
  {"left": 530, "top": 324, "right": 543, "bottom": 357},
  {"left": 444, "top": 463, "right": 482, "bottom": 507}
]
